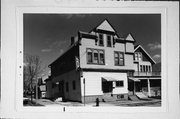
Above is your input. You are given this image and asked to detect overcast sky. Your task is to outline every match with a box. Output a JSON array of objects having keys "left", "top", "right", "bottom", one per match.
[{"left": 24, "top": 14, "right": 161, "bottom": 79}]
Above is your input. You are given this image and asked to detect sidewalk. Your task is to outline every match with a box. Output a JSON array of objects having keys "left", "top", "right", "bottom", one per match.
[{"left": 33, "top": 98, "right": 161, "bottom": 107}]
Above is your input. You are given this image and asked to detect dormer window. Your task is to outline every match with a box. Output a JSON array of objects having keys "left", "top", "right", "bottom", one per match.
[
  {"left": 107, "top": 35, "right": 112, "bottom": 47},
  {"left": 135, "top": 52, "right": 142, "bottom": 61},
  {"left": 99, "top": 33, "right": 104, "bottom": 46}
]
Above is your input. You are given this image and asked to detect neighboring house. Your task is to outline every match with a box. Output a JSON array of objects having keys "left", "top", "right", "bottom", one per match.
[
  {"left": 46, "top": 19, "right": 161, "bottom": 102},
  {"left": 39, "top": 85, "right": 46, "bottom": 98},
  {"left": 37, "top": 78, "right": 46, "bottom": 99},
  {"left": 129, "top": 45, "right": 161, "bottom": 97}
]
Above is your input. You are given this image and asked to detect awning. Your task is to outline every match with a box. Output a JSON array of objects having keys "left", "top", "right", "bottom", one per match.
[
  {"left": 102, "top": 77, "right": 119, "bottom": 82},
  {"left": 128, "top": 77, "right": 140, "bottom": 82}
]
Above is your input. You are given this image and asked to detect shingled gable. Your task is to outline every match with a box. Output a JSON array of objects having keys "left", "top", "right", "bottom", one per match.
[
  {"left": 96, "top": 19, "right": 116, "bottom": 32},
  {"left": 134, "top": 45, "right": 156, "bottom": 64},
  {"left": 125, "top": 33, "right": 135, "bottom": 42},
  {"left": 89, "top": 19, "right": 120, "bottom": 37}
]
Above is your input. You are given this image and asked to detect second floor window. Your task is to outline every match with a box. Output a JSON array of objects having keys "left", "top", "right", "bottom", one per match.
[
  {"left": 107, "top": 35, "right": 112, "bottom": 47},
  {"left": 99, "top": 34, "right": 104, "bottom": 46},
  {"left": 66, "top": 82, "right": 69, "bottom": 92},
  {"left": 72, "top": 80, "right": 76, "bottom": 90},
  {"left": 93, "top": 50, "right": 99, "bottom": 64},
  {"left": 87, "top": 48, "right": 105, "bottom": 65},
  {"left": 87, "top": 49, "right": 93, "bottom": 63},
  {"left": 114, "top": 51, "right": 124, "bottom": 66}
]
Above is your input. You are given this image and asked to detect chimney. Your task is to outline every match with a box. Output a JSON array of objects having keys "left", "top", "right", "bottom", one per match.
[{"left": 71, "top": 37, "right": 75, "bottom": 46}]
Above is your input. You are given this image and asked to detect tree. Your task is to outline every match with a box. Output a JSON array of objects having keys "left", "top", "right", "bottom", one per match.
[{"left": 23, "top": 54, "right": 42, "bottom": 103}]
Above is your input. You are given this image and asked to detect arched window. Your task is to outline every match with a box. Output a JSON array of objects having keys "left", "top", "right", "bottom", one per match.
[
  {"left": 86, "top": 48, "right": 105, "bottom": 65},
  {"left": 99, "top": 50, "right": 105, "bottom": 64},
  {"left": 93, "top": 50, "right": 99, "bottom": 64},
  {"left": 87, "top": 49, "right": 93, "bottom": 63}
]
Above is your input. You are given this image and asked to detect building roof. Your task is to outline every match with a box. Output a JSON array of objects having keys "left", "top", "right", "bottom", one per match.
[
  {"left": 89, "top": 19, "right": 120, "bottom": 37},
  {"left": 134, "top": 45, "right": 156, "bottom": 64}
]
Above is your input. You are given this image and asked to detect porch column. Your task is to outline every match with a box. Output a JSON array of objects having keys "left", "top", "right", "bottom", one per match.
[
  {"left": 133, "top": 81, "right": 136, "bottom": 95},
  {"left": 147, "top": 79, "right": 151, "bottom": 97}
]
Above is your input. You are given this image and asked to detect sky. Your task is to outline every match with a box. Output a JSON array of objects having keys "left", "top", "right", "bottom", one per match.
[{"left": 24, "top": 14, "right": 161, "bottom": 79}]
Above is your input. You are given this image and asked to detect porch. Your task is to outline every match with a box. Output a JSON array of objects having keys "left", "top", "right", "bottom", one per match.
[{"left": 128, "top": 76, "right": 161, "bottom": 97}]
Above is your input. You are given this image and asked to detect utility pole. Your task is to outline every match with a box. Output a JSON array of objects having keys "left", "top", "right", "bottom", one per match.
[{"left": 83, "top": 78, "right": 85, "bottom": 106}]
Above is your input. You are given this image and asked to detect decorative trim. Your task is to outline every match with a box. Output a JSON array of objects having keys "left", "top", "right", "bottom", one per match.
[
  {"left": 95, "top": 29, "right": 115, "bottom": 35},
  {"left": 126, "top": 40, "right": 135, "bottom": 43},
  {"left": 81, "top": 68, "right": 135, "bottom": 73},
  {"left": 125, "top": 52, "right": 134, "bottom": 55},
  {"left": 79, "top": 31, "right": 97, "bottom": 39},
  {"left": 134, "top": 45, "right": 156, "bottom": 64}
]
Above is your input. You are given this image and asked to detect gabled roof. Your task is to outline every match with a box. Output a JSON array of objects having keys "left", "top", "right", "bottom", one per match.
[
  {"left": 124, "top": 33, "right": 136, "bottom": 42},
  {"left": 96, "top": 19, "right": 116, "bottom": 32},
  {"left": 134, "top": 45, "right": 156, "bottom": 64},
  {"left": 89, "top": 19, "right": 120, "bottom": 37}
]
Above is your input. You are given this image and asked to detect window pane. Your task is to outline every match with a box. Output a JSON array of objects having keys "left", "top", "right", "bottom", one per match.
[
  {"left": 149, "top": 66, "right": 151, "bottom": 72},
  {"left": 138, "top": 52, "right": 142, "bottom": 60},
  {"left": 119, "top": 53, "right": 123, "bottom": 58},
  {"left": 99, "top": 34, "right": 104, "bottom": 46},
  {"left": 107, "top": 35, "right": 112, "bottom": 47},
  {"left": 114, "top": 52, "right": 119, "bottom": 65},
  {"left": 115, "top": 58, "right": 119, "bottom": 65},
  {"left": 143, "top": 65, "right": 146, "bottom": 72},
  {"left": 119, "top": 59, "right": 124, "bottom": 65},
  {"left": 140, "top": 65, "right": 142, "bottom": 72},
  {"left": 94, "top": 50, "right": 99, "bottom": 63},
  {"left": 99, "top": 51, "right": 105, "bottom": 64},
  {"left": 119, "top": 53, "right": 124, "bottom": 65},
  {"left": 115, "top": 52, "right": 118, "bottom": 58},
  {"left": 87, "top": 51, "right": 93, "bottom": 63},
  {"left": 116, "top": 81, "right": 124, "bottom": 87},
  {"left": 146, "top": 66, "right": 148, "bottom": 72},
  {"left": 135, "top": 53, "right": 138, "bottom": 60}
]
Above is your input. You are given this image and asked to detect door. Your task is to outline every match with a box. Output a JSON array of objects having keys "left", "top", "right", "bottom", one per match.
[{"left": 58, "top": 81, "right": 65, "bottom": 100}]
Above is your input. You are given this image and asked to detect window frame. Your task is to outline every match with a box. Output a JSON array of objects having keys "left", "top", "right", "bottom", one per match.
[
  {"left": 98, "top": 33, "right": 104, "bottom": 46},
  {"left": 116, "top": 81, "right": 124, "bottom": 87},
  {"left": 86, "top": 48, "right": 105, "bottom": 65},
  {"left": 134, "top": 52, "right": 143, "bottom": 61},
  {"left": 107, "top": 35, "right": 112, "bottom": 47},
  {"left": 87, "top": 49, "right": 93, "bottom": 63},
  {"left": 114, "top": 51, "right": 125, "bottom": 66}
]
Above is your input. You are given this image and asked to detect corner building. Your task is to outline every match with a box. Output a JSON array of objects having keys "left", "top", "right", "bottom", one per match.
[{"left": 46, "top": 19, "right": 161, "bottom": 103}]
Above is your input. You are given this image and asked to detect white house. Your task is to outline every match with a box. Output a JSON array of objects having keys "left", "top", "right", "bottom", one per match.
[{"left": 45, "top": 19, "right": 161, "bottom": 102}]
